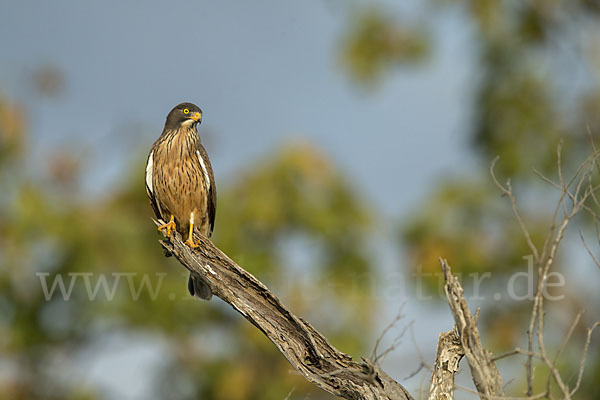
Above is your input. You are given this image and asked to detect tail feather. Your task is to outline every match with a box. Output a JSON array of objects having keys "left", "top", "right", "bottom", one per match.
[{"left": 188, "top": 274, "right": 212, "bottom": 300}]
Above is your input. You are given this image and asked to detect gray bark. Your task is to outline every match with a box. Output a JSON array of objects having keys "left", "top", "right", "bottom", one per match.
[
  {"left": 428, "top": 329, "right": 463, "bottom": 400},
  {"left": 159, "top": 228, "right": 413, "bottom": 400},
  {"left": 155, "top": 223, "right": 505, "bottom": 400},
  {"left": 440, "top": 259, "right": 504, "bottom": 399}
]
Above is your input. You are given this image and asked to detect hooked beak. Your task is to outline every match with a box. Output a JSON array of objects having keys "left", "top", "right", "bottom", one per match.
[{"left": 190, "top": 112, "right": 202, "bottom": 123}]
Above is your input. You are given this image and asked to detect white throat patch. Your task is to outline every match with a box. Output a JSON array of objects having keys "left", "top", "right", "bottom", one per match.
[{"left": 181, "top": 119, "right": 195, "bottom": 128}]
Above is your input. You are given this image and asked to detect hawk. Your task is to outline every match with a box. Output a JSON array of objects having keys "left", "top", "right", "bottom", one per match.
[{"left": 145, "top": 102, "right": 216, "bottom": 300}]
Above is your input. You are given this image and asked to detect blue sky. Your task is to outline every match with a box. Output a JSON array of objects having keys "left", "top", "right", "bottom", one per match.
[
  {"left": 0, "top": 1, "right": 480, "bottom": 397},
  {"left": 0, "top": 0, "right": 477, "bottom": 217}
]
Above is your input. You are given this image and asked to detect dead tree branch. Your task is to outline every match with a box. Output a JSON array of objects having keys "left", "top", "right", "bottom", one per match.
[
  {"left": 428, "top": 328, "right": 463, "bottom": 400},
  {"left": 439, "top": 258, "right": 504, "bottom": 399},
  {"left": 151, "top": 145, "right": 599, "bottom": 400},
  {"left": 489, "top": 146, "right": 600, "bottom": 399},
  {"left": 157, "top": 225, "right": 413, "bottom": 400}
]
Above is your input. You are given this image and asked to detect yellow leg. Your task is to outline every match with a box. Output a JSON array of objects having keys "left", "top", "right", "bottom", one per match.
[
  {"left": 184, "top": 221, "right": 199, "bottom": 248},
  {"left": 157, "top": 215, "right": 176, "bottom": 236}
]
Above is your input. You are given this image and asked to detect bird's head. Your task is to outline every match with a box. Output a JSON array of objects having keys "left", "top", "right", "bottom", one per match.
[{"left": 165, "top": 102, "right": 203, "bottom": 129}]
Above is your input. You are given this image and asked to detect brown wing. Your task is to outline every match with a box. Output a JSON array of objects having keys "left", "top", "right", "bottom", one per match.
[{"left": 196, "top": 142, "right": 217, "bottom": 236}]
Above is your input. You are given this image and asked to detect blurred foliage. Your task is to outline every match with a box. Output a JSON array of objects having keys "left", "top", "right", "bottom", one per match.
[
  {"left": 0, "top": 93, "right": 374, "bottom": 399},
  {"left": 402, "top": 179, "right": 549, "bottom": 289},
  {"left": 341, "top": 1, "right": 600, "bottom": 398},
  {"left": 340, "top": 8, "right": 429, "bottom": 86},
  {"left": 217, "top": 142, "right": 371, "bottom": 281},
  {"left": 0, "top": 97, "right": 26, "bottom": 166},
  {"left": 3, "top": 1, "right": 600, "bottom": 399},
  {"left": 33, "top": 65, "right": 65, "bottom": 98}
]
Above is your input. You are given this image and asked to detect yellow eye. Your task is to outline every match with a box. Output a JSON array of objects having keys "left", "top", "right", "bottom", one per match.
[{"left": 183, "top": 108, "right": 189, "bottom": 114}]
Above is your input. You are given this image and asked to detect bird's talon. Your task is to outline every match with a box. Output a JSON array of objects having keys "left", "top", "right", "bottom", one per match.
[
  {"left": 158, "top": 215, "right": 176, "bottom": 236},
  {"left": 185, "top": 238, "right": 199, "bottom": 248}
]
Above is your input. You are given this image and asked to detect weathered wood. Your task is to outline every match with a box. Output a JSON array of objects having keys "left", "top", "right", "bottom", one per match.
[
  {"left": 428, "top": 329, "right": 463, "bottom": 400},
  {"left": 440, "top": 258, "right": 503, "bottom": 399},
  {"left": 159, "top": 226, "right": 413, "bottom": 400}
]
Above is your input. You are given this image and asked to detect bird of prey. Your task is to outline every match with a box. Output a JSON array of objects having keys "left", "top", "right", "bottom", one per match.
[{"left": 145, "top": 102, "right": 216, "bottom": 300}]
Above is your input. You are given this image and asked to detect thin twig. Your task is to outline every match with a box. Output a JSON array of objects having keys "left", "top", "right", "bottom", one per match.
[
  {"left": 533, "top": 168, "right": 562, "bottom": 191},
  {"left": 570, "top": 321, "right": 600, "bottom": 396},
  {"left": 579, "top": 231, "right": 600, "bottom": 269},
  {"left": 490, "top": 347, "right": 544, "bottom": 363},
  {"left": 491, "top": 147, "right": 600, "bottom": 398},
  {"left": 374, "top": 320, "right": 414, "bottom": 365},
  {"left": 409, "top": 323, "right": 432, "bottom": 372},
  {"left": 553, "top": 312, "right": 582, "bottom": 369},
  {"left": 370, "top": 302, "right": 407, "bottom": 363},
  {"left": 404, "top": 362, "right": 426, "bottom": 380},
  {"left": 490, "top": 157, "right": 540, "bottom": 262},
  {"left": 283, "top": 387, "right": 296, "bottom": 400}
]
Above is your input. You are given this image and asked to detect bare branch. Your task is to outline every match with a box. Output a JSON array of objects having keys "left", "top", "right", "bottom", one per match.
[
  {"left": 533, "top": 169, "right": 561, "bottom": 191},
  {"left": 493, "top": 147, "right": 600, "bottom": 399},
  {"left": 409, "top": 324, "right": 432, "bottom": 372},
  {"left": 557, "top": 140, "right": 565, "bottom": 191},
  {"left": 439, "top": 258, "right": 503, "bottom": 399},
  {"left": 534, "top": 150, "right": 600, "bottom": 399},
  {"left": 552, "top": 312, "right": 581, "bottom": 370},
  {"left": 157, "top": 223, "right": 414, "bottom": 400},
  {"left": 374, "top": 321, "right": 414, "bottom": 365},
  {"left": 402, "top": 324, "right": 431, "bottom": 381},
  {"left": 490, "top": 347, "right": 544, "bottom": 363},
  {"left": 427, "top": 329, "right": 463, "bottom": 400},
  {"left": 370, "top": 303, "right": 408, "bottom": 364},
  {"left": 570, "top": 321, "right": 600, "bottom": 397},
  {"left": 490, "top": 157, "right": 540, "bottom": 262},
  {"left": 579, "top": 231, "right": 600, "bottom": 269},
  {"left": 283, "top": 387, "right": 295, "bottom": 400},
  {"left": 404, "top": 362, "right": 426, "bottom": 381}
]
